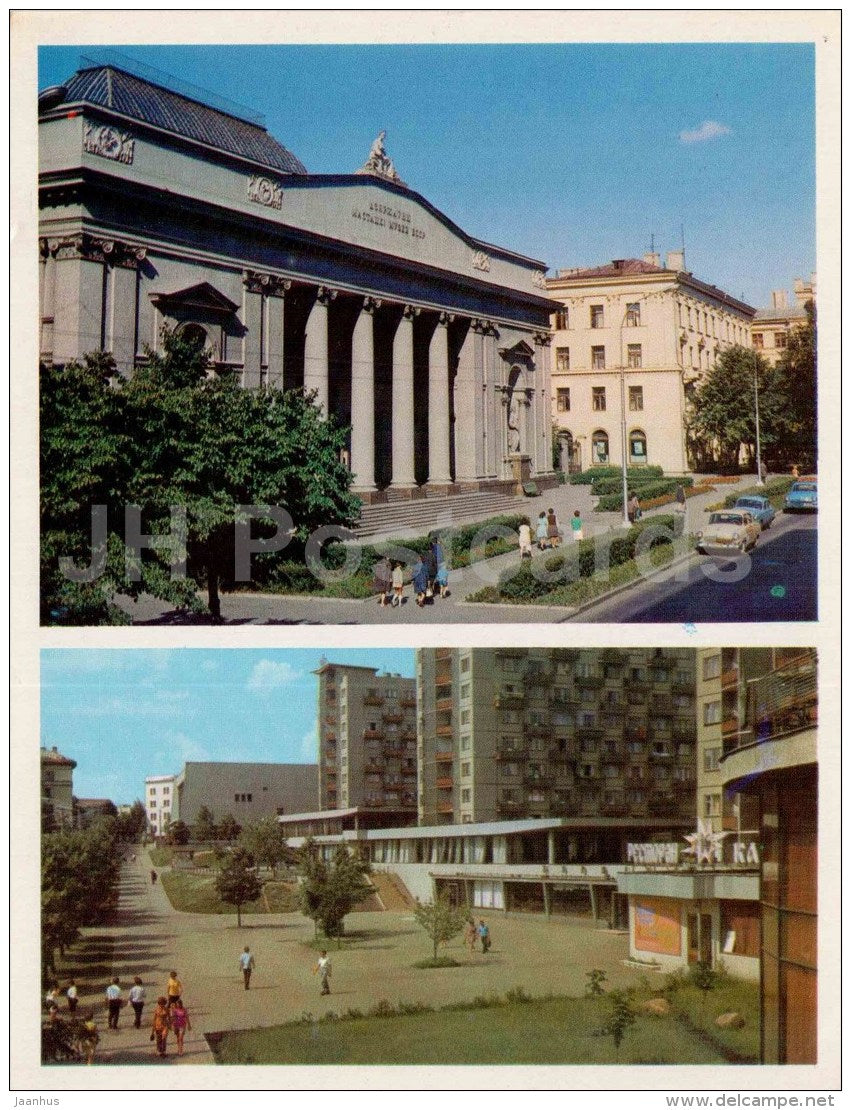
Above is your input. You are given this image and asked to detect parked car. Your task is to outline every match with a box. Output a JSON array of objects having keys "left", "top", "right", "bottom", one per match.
[
  {"left": 696, "top": 510, "right": 761, "bottom": 556},
  {"left": 784, "top": 481, "right": 818, "bottom": 512},
  {"left": 733, "top": 495, "right": 776, "bottom": 530}
]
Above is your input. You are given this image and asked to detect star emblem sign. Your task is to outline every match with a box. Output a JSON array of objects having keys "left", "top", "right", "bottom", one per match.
[{"left": 682, "top": 818, "right": 729, "bottom": 865}]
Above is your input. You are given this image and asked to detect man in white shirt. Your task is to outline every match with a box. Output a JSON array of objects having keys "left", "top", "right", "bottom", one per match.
[
  {"left": 239, "top": 946, "right": 256, "bottom": 991},
  {"left": 315, "top": 951, "right": 332, "bottom": 996},
  {"left": 105, "top": 977, "right": 123, "bottom": 1030},
  {"left": 129, "top": 977, "right": 146, "bottom": 1027}
]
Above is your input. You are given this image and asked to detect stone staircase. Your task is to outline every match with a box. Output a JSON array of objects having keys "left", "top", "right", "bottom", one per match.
[
  {"left": 369, "top": 870, "right": 416, "bottom": 911},
  {"left": 356, "top": 490, "right": 528, "bottom": 540}
]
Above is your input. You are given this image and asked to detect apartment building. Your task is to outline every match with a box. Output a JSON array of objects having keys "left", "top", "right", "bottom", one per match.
[
  {"left": 547, "top": 252, "right": 754, "bottom": 474},
  {"left": 315, "top": 661, "right": 417, "bottom": 816},
  {"left": 751, "top": 275, "right": 815, "bottom": 367},
  {"left": 417, "top": 647, "right": 697, "bottom": 828},
  {"left": 41, "top": 745, "right": 77, "bottom": 831},
  {"left": 145, "top": 773, "right": 176, "bottom": 837},
  {"left": 719, "top": 647, "right": 818, "bottom": 1064}
]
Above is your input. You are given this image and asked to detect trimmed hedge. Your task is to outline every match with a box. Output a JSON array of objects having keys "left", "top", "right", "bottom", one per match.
[
  {"left": 722, "top": 477, "right": 797, "bottom": 509},
  {"left": 492, "top": 514, "right": 685, "bottom": 602},
  {"left": 591, "top": 475, "right": 694, "bottom": 497},
  {"left": 595, "top": 479, "right": 693, "bottom": 512},
  {"left": 570, "top": 465, "right": 664, "bottom": 486}
]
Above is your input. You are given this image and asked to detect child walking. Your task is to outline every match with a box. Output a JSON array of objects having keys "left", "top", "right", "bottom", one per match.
[
  {"left": 170, "top": 999, "right": 192, "bottom": 1056},
  {"left": 571, "top": 510, "right": 584, "bottom": 542}
]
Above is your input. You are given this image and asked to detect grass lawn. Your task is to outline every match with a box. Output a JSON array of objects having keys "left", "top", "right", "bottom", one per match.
[
  {"left": 210, "top": 995, "right": 736, "bottom": 1066},
  {"left": 148, "top": 845, "right": 173, "bottom": 867},
  {"left": 160, "top": 871, "right": 299, "bottom": 915}
]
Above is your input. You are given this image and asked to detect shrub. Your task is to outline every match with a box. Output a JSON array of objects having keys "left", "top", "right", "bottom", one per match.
[
  {"left": 570, "top": 465, "right": 664, "bottom": 485},
  {"left": 595, "top": 479, "right": 693, "bottom": 512},
  {"left": 722, "top": 477, "right": 796, "bottom": 508},
  {"left": 585, "top": 969, "right": 608, "bottom": 998},
  {"left": 505, "top": 985, "right": 532, "bottom": 1004},
  {"left": 591, "top": 475, "right": 693, "bottom": 497}
]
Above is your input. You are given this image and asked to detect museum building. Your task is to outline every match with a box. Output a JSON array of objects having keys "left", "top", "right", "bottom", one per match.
[{"left": 38, "top": 64, "right": 556, "bottom": 502}]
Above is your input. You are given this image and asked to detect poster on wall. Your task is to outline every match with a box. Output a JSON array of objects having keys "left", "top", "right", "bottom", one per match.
[{"left": 634, "top": 897, "right": 682, "bottom": 955}]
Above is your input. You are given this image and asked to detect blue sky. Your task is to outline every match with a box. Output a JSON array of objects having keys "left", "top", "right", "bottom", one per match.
[
  {"left": 38, "top": 42, "right": 815, "bottom": 307},
  {"left": 40, "top": 649, "right": 416, "bottom": 804}
]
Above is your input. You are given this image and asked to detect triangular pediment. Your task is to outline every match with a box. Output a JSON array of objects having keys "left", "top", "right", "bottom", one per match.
[
  {"left": 150, "top": 282, "right": 238, "bottom": 314},
  {"left": 500, "top": 339, "right": 535, "bottom": 359}
]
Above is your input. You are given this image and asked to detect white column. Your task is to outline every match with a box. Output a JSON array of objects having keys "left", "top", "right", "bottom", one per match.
[
  {"left": 266, "top": 279, "right": 289, "bottom": 389},
  {"left": 484, "top": 324, "right": 500, "bottom": 478},
  {"left": 242, "top": 275, "right": 263, "bottom": 389},
  {"left": 350, "top": 296, "right": 379, "bottom": 493},
  {"left": 391, "top": 304, "right": 418, "bottom": 488},
  {"left": 428, "top": 312, "right": 452, "bottom": 485},
  {"left": 534, "top": 333, "right": 553, "bottom": 475},
  {"left": 303, "top": 286, "right": 336, "bottom": 415},
  {"left": 453, "top": 320, "right": 480, "bottom": 482}
]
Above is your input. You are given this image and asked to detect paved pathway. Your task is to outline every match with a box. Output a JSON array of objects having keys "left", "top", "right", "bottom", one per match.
[
  {"left": 56, "top": 852, "right": 639, "bottom": 1066},
  {"left": 118, "top": 475, "right": 758, "bottom": 625}
]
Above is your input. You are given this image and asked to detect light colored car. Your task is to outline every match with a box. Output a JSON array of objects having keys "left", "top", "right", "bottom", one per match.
[
  {"left": 696, "top": 510, "right": 761, "bottom": 556},
  {"left": 733, "top": 495, "right": 776, "bottom": 530},
  {"left": 784, "top": 481, "right": 818, "bottom": 512}
]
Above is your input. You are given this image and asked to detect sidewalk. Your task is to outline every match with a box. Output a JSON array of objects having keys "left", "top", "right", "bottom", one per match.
[{"left": 120, "top": 474, "right": 755, "bottom": 625}]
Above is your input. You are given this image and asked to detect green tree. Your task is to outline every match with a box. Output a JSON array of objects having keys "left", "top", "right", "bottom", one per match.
[
  {"left": 217, "top": 813, "right": 241, "bottom": 842},
  {"left": 687, "top": 345, "right": 779, "bottom": 471},
  {"left": 599, "top": 989, "right": 636, "bottom": 1059},
  {"left": 297, "top": 840, "right": 372, "bottom": 942},
  {"left": 193, "top": 805, "right": 216, "bottom": 843},
  {"left": 412, "top": 895, "right": 466, "bottom": 961},
  {"left": 241, "top": 817, "right": 287, "bottom": 878},
  {"left": 771, "top": 300, "right": 817, "bottom": 468},
  {"left": 214, "top": 847, "right": 263, "bottom": 927},
  {"left": 689, "top": 960, "right": 719, "bottom": 1025},
  {"left": 585, "top": 968, "right": 608, "bottom": 998},
  {"left": 166, "top": 820, "right": 190, "bottom": 846},
  {"left": 40, "top": 327, "right": 361, "bottom": 624}
]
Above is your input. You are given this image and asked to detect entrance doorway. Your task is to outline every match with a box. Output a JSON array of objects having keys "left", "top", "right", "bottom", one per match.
[{"left": 687, "top": 912, "right": 714, "bottom": 965}]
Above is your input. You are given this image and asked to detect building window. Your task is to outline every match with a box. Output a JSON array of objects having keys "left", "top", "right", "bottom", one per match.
[
  {"left": 703, "top": 747, "right": 721, "bottom": 772},
  {"left": 752, "top": 332, "right": 764, "bottom": 349},
  {"left": 703, "top": 793, "right": 721, "bottom": 817},
  {"left": 460, "top": 656, "right": 470, "bottom": 672},
  {"left": 629, "top": 429, "right": 647, "bottom": 463},
  {"left": 461, "top": 788, "right": 471, "bottom": 803},
  {"left": 556, "top": 347, "right": 570, "bottom": 372},
  {"left": 703, "top": 654, "right": 721, "bottom": 680},
  {"left": 626, "top": 344, "right": 642, "bottom": 369},
  {"left": 592, "top": 385, "right": 606, "bottom": 410},
  {"left": 628, "top": 385, "right": 643, "bottom": 411},
  {"left": 703, "top": 700, "right": 722, "bottom": 726},
  {"left": 460, "top": 683, "right": 471, "bottom": 699},
  {"left": 775, "top": 332, "right": 788, "bottom": 349},
  {"left": 554, "top": 308, "right": 569, "bottom": 330},
  {"left": 460, "top": 710, "right": 470, "bottom": 725},
  {"left": 556, "top": 388, "right": 570, "bottom": 412},
  {"left": 461, "top": 762, "right": 471, "bottom": 777},
  {"left": 590, "top": 304, "right": 604, "bottom": 329},
  {"left": 592, "top": 430, "right": 609, "bottom": 464},
  {"left": 591, "top": 346, "right": 606, "bottom": 370},
  {"left": 625, "top": 302, "right": 641, "bottom": 327}
]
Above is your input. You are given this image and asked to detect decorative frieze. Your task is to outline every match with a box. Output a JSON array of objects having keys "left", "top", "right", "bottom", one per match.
[
  {"left": 83, "top": 122, "right": 135, "bottom": 164},
  {"left": 472, "top": 251, "right": 491, "bottom": 273},
  {"left": 532, "top": 271, "right": 548, "bottom": 290},
  {"left": 247, "top": 175, "right": 283, "bottom": 210},
  {"left": 40, "top": 233, "right": 146, "bottom": 267}
]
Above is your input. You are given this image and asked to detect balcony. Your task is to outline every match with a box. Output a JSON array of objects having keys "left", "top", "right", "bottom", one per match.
[
  {"left": 671, "top": 681, "right": 693, "bottom": 696},
  {"left": 648, "top": 793, "right": 681, "bottom": 817},
  {"left": 576, "top": 725, "right": 603, "bottom": 742},
  {"left": 495, "top": 647, "right": 526, "bottom": 659},
  {"left": 672, "top": 723, "right": 697, "bottom": 742},
  {"left": 625, "top": 675, "right": 650, "bottom": 691},
  {"left": 494, "top": 692, "right": 526, "bottom": 709},
  {"left": 383, "top": 743, "right": 403, "bottom": 758},
  {"left": 523, "top": 661, "right": 554, "bottom": 685},
  {"left": 437, "top": 801, "right": 454, "bottom": 815},
  {"left": 721, "top": 717, "right": 740, "bottom": 737},
  {"left": 324, "top": 714, "right": 337, "bottom": 725},
  {"left": 436, "top": 725, "right": 454, "bottom": 739},
  {"left": 601, "top": 800, "right": 629, "bottom": 818},
  {"left": 495, "top": 744, "right": 528, "bottom": 761},
  {"left": 720, "top": 666, "right": 740, "bottom": 690},
  {"left": 548, "top": 745, "right": 574, "bottom": 762},
  {"left": 523, "top": 772, "right": 550, "bottom": 789},
  {"left": 435, "top": 648, "right": 453, "bottom": 661},
  {"left": 400, "top": 729, "right": 417, "bottom": 742},
  {"left": 649, "top": 748, "right": 673, "bottom": 763},
  {"left": 435, "top": 749, "right": 454, "bottom": 762},
  {"left": 383, "top": 710, "right": 404, "bottom": 724},
  {"left": 364, "top": 694, "right": 385, "bottom": 707},
  {"left": 363, "top": 728, "right": 383, "bottom": 741},
  {"left": 551, "top": 648, "right": 579, "bottom": 663},
  {"left": 524, "top": 718, "right": 552, "bottom": 737},
  {"left": 722, "top": 654, "right": 817, "bottom": 758},
  {"left": 436, "top": 697, "right": 453, "bottom": 712},
  {"left": 601, "top": 745, "right": 627, "bottom": 764},
  {"left": 575, "top": 674, "right": 604, "bottom": 690},
  {"left": 496, "top": 798, "right": 527, "bottom": 816},
  {"left": 400, "top": 695, "right": 417, "bottom": 709},
  {"left": 436, "top": 776, "right": 453, "bottom": 790}
]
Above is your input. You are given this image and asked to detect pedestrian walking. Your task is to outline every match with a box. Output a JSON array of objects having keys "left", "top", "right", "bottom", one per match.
[
  {"left": 478, "top": 919, "right": 491, "bottom": 953},
  {"left": 129, "top": 977, "right": 145, "bottom": 1028},
  {"left": 571, "top": 509, "right": 584, "bottom": 542},
  {"left": 675, "top": 484, "right": 686, "bottom": 513},
  {"left": 372, "top": 556, "right": 392, "bottom": 607},
  {"left": 45, "top": 983, "right": 61, "bottom": 1012},
  {"left": 425, "top": 544, "right": 438, "bottom": 601},
  {"left": 518, "top": 521, "right": 532, "bottom": 559},
  {"left": 428, "top": 537, "right": 444, "bottom": 593},
  {"left": 546, "top": 507, "right": 561, "bottom": 547},
  {"left": 435, "top": 561, "right": 450, "bottom": 597},
  {"left": 314, "top": 950, "right": 332, "bottom": 995},
  {"left": 412, "top": 556, "right": 429, "bottom": 608},
  {"left": 150, "top": 997, "right": 171, "bottom": 1057},
  {"left": 105, "top": 977, "right": 123, "bottom": 1030},
  {"left": 150, "top": 869, "right": 157, "bottom": 884},
  {"left": 627, "top": 491, "right": 640, "bottom": 524},
  {"left": 239, "top": 946, "right": 255, "bottom": 990},
  {"left": 166, "top": 970, "right": 183, "bottom": 1008},
  {"left": 66, "top": 979, "right": 78, "bottom": 1013},
  {"left": 390, "top": 562, "right": 404, "bottom": 607},
  {"left": 170, "top": 999, "right": 192, "bottom": 1056},
  {"left": 536, "top": 511, "right": 549, "bottom": 550},
  {"left": 464, "top": 917, "right": 478, "bottom": 953}
]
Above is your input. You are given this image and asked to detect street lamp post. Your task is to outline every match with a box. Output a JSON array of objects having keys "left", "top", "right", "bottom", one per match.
[{"left": 619, "top": 348, "right": 631, "bottom": 528}]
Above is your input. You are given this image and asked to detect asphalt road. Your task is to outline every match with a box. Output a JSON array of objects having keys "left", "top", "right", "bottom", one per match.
[{"left": 572, "top": 511, "right": 817, "bottom": 624}]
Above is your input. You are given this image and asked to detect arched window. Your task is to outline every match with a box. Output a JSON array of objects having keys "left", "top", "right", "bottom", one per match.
[
  {"left": 629, "top": 429, "right": 648, "bottom": 464},
  {"left": 592, "top": 430, "right": 609, "bottom": 465},
  {"left": 177, "top": 323, "right": 209, "bottom": 352}
]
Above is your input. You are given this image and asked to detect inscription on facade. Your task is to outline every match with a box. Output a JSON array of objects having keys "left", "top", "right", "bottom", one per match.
[
  {"left": 472, "top": 251, "right": 491, "bottom": 272},
  {"left": 247, "top": 175, "right": 283, "bottom": 210},
  {"left": 83, "top": 123, "right": 135, "bottom": 164},
  {"left": 351, "top": 201, "right": 426, "bottom": 241}
]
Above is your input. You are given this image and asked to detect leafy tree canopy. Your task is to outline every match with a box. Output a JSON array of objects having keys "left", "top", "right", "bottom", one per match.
[
  {"left": 297, "top": 839, "right": 372, "bottom": 941},
  {"left": 215, "top": 846, "right": 263, "bottom": 927},
  {"left": 413, "top": 896, "right": 467, "bottom": 960}
]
